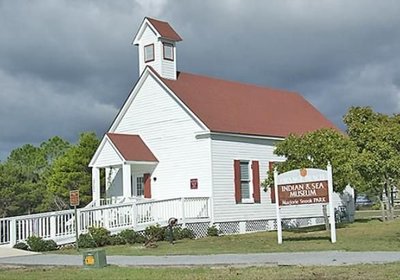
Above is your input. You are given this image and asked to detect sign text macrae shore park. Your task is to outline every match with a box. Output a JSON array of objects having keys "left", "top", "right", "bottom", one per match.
[{"left": 278, "top": 180, "right": 329, "bottom": 206}]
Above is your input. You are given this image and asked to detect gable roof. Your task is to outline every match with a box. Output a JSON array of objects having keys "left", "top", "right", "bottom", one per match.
[
  {"left": 158, "top": 71, "right": 337, "bottom": 138},
  {"left": 107, "top": 133, "right": 158, "bottom": 162},
  {"left": 145, "top": 17, "right": 182, "bottom": 41}
]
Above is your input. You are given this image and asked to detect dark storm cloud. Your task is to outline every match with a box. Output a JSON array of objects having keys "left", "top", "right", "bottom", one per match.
[
  {"left": 168, "top": 0, "right": 400, "bottom": 128},
  {"left": 0, "top": 0, "right": 143, "bottom": 159},
  {"left": 0, "top": 0, "right": 399, "bottom": 159}
]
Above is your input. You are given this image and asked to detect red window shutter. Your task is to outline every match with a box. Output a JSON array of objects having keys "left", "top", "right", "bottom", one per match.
[
  {"left": 252, "top": 161, "right": 261, "bottom": 203},
  {"left": 144, "top": 173, "right": 152, "bottom": 198},
  {"left": 270, "top": 186, "right": 276, "bottom": 204},
  {"left": 269, "top": 162, "right": 276, "bottom": 203},
  {"left": 234, "top": 160, "right": 241, "bottom": 203}
]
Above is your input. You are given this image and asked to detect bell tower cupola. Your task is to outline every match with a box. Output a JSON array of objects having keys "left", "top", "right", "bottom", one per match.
[{"left": 133, "top": 17, "right": 182, "bottom": 80}]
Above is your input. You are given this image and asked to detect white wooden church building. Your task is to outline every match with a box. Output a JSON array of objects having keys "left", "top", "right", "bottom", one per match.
[
  {"left": 0, "top": 17, "right": 356, "bottom": 248},
  {"left": 0, "top": 18, "right": 354, "bottom": 246},
  {"left": 88, "top": 17, "right": 354, "bottom": 235}
]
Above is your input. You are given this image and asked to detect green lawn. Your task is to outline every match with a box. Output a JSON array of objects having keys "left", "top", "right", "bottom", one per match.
[
  {"left": 1, "top": 263, "right": 400, "bottom": 280},
  {"left": 57, "top": 218, "right": 400, "bottom": 256},
  {"left": 355, "top": 209, "right": 400, "bottom": 219},
  {"left": 2, "top": 217, "right": 400, "bottom": 279}
]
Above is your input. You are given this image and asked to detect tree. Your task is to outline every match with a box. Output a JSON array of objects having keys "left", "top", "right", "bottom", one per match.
[
  {"left": 40, "top": 136, "right": 71, "bottom": 166},
  {"left": 46, "top": 132, "right": 100, "bottom": 210},
  {"left": 0, "top": 137, "right": 71, "bottom": 216},
  {"left": 0, "top": 144, "right": 47, "bottom": 216},
  {"left": 344, "top": 106, "right": 400, "bottom": 220},
  {"left": 263, "top": 128, "right": 362, "bottom": 193}
]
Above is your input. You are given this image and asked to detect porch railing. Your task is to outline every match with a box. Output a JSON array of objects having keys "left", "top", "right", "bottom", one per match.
[{"left": 0, "top": 197, "right": 210, "bottom": 247}]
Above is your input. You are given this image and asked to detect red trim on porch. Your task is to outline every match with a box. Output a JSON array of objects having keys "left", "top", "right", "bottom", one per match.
[{"left": 144, "top": 173, "right": 152, "bottom": 198}]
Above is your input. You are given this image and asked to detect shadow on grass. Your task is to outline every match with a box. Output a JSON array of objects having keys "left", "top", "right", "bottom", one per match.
[
  {"left": 353, "top": 218, "right": 381, "bottom": 223},
  {"left": 286, "top": 225, "right": 326, "bottom": 233},
  {"left": 284, "top": 236, "right": 331, "bottom": 242},
  {"left": 285, "top": 222, "right": 350, "bottom": 234}
]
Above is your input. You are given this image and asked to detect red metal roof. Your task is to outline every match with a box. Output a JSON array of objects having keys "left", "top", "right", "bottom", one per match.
[
  {"left": 107, "top": 133, "right": 158, "bottom": 162},
  {"left": 146, "top": 17, "right": 182, "bottom": 41},
  {"left": 160, "top": 71, "right": 338, "bottom": 138}
]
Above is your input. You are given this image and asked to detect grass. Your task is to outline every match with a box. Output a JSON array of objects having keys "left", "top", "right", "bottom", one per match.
[
  {"left": 1, "top": 263, "right": 400, "bottom": 280},
  {"left": 2, "top": 216, "right": 400, "bottom": 279},
  {"left": 56, "top": 218, "right": 400, "bottom": 256},
  {"left": 355, "top": 209, "right": 400, "bottom": 219}
]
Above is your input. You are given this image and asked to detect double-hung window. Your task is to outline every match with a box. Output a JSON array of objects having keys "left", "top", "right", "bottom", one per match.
[
  {"left": 144, "top": 44, "right": 154, "bottom": 62},
  {"left": 163, "top": 43, "right": 174, "bottom": 61},
  {"left": 240, "top": 161, "right": 251, "bottom": 202},
  {"left": 234, "top": 160, "right": 261, "bottom": 204},
  {"left": 136, "top": 176, "right": 144, "bottom": 197}
]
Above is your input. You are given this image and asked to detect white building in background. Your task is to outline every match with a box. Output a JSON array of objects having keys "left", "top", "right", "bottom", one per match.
[{"left": 89, "top": 17, "right": 354, "bottom": 235}]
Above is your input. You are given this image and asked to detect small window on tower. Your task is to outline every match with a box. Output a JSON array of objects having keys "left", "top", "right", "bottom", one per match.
[
  {"left": 144, "top": 44, "right": 154, "bottom": 62},
  {"left": 163, "top": 43, "right": 174, "bottom": 61}
]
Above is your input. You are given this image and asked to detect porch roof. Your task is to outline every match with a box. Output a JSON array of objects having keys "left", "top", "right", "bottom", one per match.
[{"left": 107, "top": 133, "right": 158, "bottom": 162}]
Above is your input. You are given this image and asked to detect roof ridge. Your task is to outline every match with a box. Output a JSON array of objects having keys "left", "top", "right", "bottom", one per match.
[
  {"left": 166, "top": 70, "right": 299, "bottom": 96},
  {"left": 145, "top": 16, "right": 168, "bottom": 24}
]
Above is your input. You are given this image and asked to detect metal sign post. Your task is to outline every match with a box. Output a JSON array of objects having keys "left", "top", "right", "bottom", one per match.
[
  {"left": 70, "top": 190, "right": 80, "bottom": 250},
  {"left": 74, "top": 206, "right": 79, "bottom": 250}
]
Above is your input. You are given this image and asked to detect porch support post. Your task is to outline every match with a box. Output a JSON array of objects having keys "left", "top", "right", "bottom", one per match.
[
  {"left": 122, "top": 163, "right": 132, "bottom": 199},
  {"left": 92, "top": 167, "right": 101, "bottom": 206},
  {"left": 105, "top": 167, "right": 111, "bottom": 191}
]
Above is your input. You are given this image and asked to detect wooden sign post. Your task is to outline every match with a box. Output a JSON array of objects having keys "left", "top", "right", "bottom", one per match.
[
  {"left": 274, "top": 163, "right": 336, "bottom": 244},
  {"left": 69, "top": 190, "right": 80, "bottom": 249}
]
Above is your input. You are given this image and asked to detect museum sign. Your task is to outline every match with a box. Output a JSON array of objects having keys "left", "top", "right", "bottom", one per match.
[{"left": 278, "top": 180, "right": 329, "bottom": 206}]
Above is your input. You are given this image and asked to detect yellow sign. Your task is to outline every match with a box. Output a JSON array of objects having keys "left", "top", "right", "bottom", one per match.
[{"left": 85, "top": 255, "right": 95, "bottom": 265}]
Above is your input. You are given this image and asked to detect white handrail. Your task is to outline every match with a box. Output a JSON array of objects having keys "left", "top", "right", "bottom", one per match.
[{"left": 0, "top": 196, "right": 210, "bottom": 247}]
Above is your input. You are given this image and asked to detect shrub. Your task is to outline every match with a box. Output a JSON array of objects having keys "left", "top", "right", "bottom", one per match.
[
  {"left": 163, "top": 227, "right": 178, "bottom": 241},
  {"left": 135, "top": 232, "right": 146, "bottom": 244},
  {"left": 180, "top": 228, "right": 195, "bottom": 239},
  {"left": 118, "top": 229, "right": 142, "bottom": 244},
  {"left": 13, "top": 242, "right": 28, "bottom": 251},
  {"left": 26, "top": 236, "right": 57, "bottom": 252},
  {"left": 109, "top": 234, "right": 126, "bottom": 246},
  {"left": 78, "top": 233, "right": 97, "bottom": 248},
  {"left": 88, "top": 226, "right": 111, "bottom": 247},
  {"left": 144, "top": 224, "right": 165, "bottom": 242},
  {"left": 45, "top": 239, "right": 58, "bottom": 251},
  {"left": 162, "top": 226, "right": 195, "bottom": 242},
  {"left": 207, "top": 225, "right": 220, "bottom": 237},
  {"left": 372, "top": 202, "right": 381, "bottom": 210}
]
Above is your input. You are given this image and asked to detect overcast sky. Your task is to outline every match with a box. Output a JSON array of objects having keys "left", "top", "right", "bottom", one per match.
[{"left": 0, "top": 0, "right": 399, "bottom": 160}]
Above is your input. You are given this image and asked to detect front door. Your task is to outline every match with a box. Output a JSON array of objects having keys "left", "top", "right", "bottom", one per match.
[{"left": 131, "top": 175, "right": 144, "bottom": 197}]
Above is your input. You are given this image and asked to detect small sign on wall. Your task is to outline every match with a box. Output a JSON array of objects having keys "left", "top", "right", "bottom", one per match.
[{"left": 190, "top": 179, "right": 198, "bottom": 189}]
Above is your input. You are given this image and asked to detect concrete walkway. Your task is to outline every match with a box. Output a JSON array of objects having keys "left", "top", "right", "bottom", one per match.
[
  {"left": 0, "top": 247, "right": 39, "bottom": 259},
  {"left": 0, "top": 251, "right": 400, "bottom": 267}
]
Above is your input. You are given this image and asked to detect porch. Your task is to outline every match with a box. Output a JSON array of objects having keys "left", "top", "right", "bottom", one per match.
[
  {"left": 90, "top": 133, "right": 159, "bottom": 207},
  {"left": 0, "top": 197, "right": 211, "bottom": 248}
]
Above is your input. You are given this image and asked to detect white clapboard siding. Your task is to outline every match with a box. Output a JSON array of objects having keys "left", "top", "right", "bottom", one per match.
[
  {"left": 114, "top": 74, "right": 212, "bottom": 199},
  {"left": 160, "top": 43, "right": 177, "bottom": 80},
  {"left": 138, "top": 26, "right": 160, "bottom": 75},
  {"left": 211, "top": 136, "right": 279, "bottom": 222},
  {"left": 211, "top": 136, "right": 346, "bottom": 223},
  {"left": 94, "top": 139, "right": 123, "bottom": 167}
]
